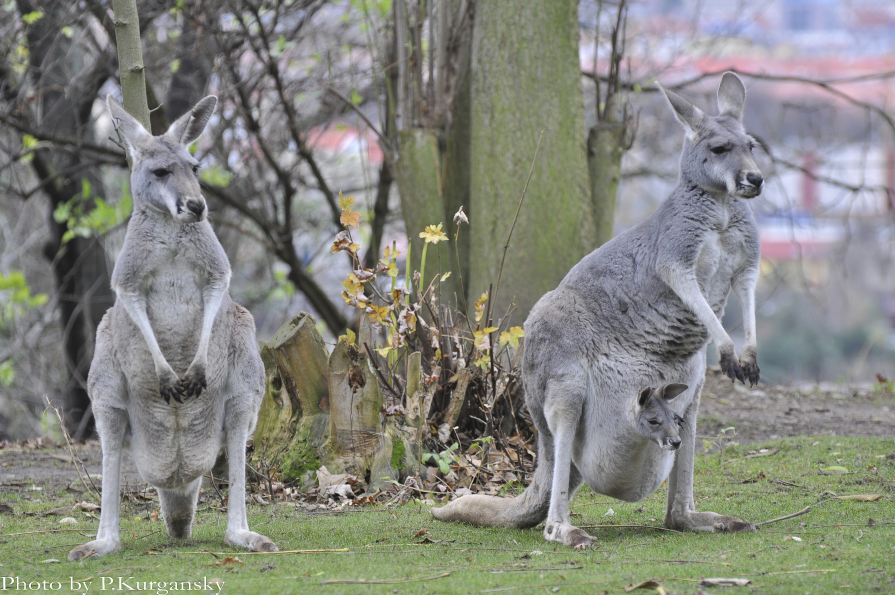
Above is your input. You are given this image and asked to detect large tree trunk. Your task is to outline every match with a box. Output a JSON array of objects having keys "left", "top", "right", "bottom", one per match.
[{"left": 467, "top": 0, "right": 594, "bottom": 320}]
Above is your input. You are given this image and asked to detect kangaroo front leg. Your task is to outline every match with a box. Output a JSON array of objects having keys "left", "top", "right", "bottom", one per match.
[
  {"left": 223, "top": 402, "right": 278, "bottom": 552},
  {"left": 116, "top": 290, "right": 182, "bottom": 403},
  {"left": 662, "top": 271, "right": 744, "bottom": 384},
  {"left": 178, "top": 276, "right": 228, "bottom": 399},
  {"left": 665, "top": 386, "right": 754, "bottom": 533},
  {"left": 733, "top": 268, "right": 760, "bottom": 386},
  {"left": 69, "top": 407, "right": 127, "bottom": 560}
]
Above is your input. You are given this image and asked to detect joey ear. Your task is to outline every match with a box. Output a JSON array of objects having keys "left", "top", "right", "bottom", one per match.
[
  {"left": 637, "top": 387, "right": 653, "bottom": 408},
  {"left": 106, "top": 94, "right": 150, "bottom": 158},
  {"left": 660, "top": 383, "right": 689, "bottom": 401},
  {"left": 717, "top": 72, "right": 746, "bottom": 122},
  {"left": 657, "top": 83, "right": 706, "bottom": 137},
  {"left": 165, "top": 96, "right": 217, "bottom": 146}
]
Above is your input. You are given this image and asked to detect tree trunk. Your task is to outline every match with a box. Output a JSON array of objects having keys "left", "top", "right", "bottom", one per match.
[
  {"left": 394, "top": 129, "right": 459, "bottom": 302},
  {"left": 253, "top": 314, "right": 418, "bottom": 490},
  {"left": 111, "top": 0, "right": 151, "bottom": 132},
  {"left": 467, "top": 0, "right": 594, "bottom": 320},
  {"left": 588, "top": 123, "right": 624, "bottom": 247}
]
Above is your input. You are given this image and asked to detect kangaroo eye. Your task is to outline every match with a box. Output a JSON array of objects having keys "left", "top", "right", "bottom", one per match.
[
  {"left": 192, "top": 165, "right": 200, "bottom": 175},
  {"left": 649, "top": 420, "right": 660, "bottom": 426},
  {"left": 710, "top": 146, "right": 729, "bottom": 155},
  {"left": 152, "top": 168, "right": 171, "bottom": 178},
  {"left": 749, "top": 142, "right": 756, "bottom": 152}
]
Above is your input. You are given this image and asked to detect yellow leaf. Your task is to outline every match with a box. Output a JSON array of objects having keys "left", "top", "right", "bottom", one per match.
[
  {"left": 338, "top": 191, "right": 355, "bottom": 210},
  {"left": 341, "top": 210, "right": 361, "bottom": 227},
  {"left": 338, "top": 329, "right": 356, "bottom": 346},
  {"left": 440, "top": 271, "right": 452, "bottom": 281},
  {"left": 474, "top": 292, "right": 489, "bottom": 323},
  {"left": 419, "top": 223, "right": 448, "bottom": 244},
  {"left": 482, "top": 326, "right": 498, "bottom": 334}
]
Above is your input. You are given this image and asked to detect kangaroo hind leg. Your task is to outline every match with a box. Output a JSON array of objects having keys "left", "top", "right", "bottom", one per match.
[{"left": 542, "top": 379, "right": 593, "bottom": 549}]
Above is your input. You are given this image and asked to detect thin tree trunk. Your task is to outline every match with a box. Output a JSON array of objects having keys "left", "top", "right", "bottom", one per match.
[
  {"left": 111, "top": 0, "right": 150, "bottom": 131},
  {"left": 588, "top": 123, "right": 624, "bottom": 247}
]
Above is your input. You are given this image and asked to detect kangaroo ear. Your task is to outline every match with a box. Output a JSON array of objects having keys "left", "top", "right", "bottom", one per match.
[
  {"left": 660, "top": 383, "right": 689, "bottom": 401},
  {"left": 106, "top": 94, "right": 150, "bottom": 158},
  {"left": 165, "top": 96, "right": 217, "bottom": 146},
  {"left": 658, "top": 83, "right": 706, "bottom": 138},
  {"left": 637, "top": 387, "right": 653, "bottom": 408},
  {"left": 717, "top": 72, "right": 746, "bottom": 122}
]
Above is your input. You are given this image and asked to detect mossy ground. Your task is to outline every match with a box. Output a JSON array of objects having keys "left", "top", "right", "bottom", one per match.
[{"left": 1, "top": 436, "right": 893, "bottom": 594}]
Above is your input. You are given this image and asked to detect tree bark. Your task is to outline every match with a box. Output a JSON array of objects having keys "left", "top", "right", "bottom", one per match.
[
  {"left": 254, "top": 314, "right": 418, "bottom": 490},
  {"left": 467, "top": 0, "right": 594, "bottom": 320},
  {"left": 588, "top": 123, "right": 624, "bottom": 247},
  {"left": 111, "top": 0, "right": 151, "bottom": 132}
]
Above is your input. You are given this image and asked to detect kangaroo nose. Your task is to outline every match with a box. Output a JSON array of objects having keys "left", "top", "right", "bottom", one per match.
[
  {"left": 668, "top": 437, "right": 681, "bottom": 450},
  {"left": 746, "top": 172, "right": 763, "bottom": 187},
  {"left": 186, "top": 200, "right": 205, "bottom": 217}
]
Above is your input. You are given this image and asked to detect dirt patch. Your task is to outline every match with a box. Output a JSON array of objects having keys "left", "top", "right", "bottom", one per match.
[
  {"left": 2, "top": 370, "right": 894, "bottom": 495},
  {"left": 699, "top": 367, "right": 895, "bottom": 445}
]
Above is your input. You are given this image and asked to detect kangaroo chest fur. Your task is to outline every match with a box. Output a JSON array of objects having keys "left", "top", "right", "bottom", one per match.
[
  {"left": 108, "top": 217, "right": 234, "bottom": 487},
  {"left": 524, "top": 184, "right": 759, "bottom": 503}
]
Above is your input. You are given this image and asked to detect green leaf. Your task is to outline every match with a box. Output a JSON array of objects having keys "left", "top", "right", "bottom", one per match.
[
  {"left": 0, "top": 360, "right": 15, "bottom": 388},
  {"left": 170, "top": 59, "right": 181, "bottom": 73},
  {"left": 61, "top": 25, "right": 73, "bottom": 38},
  {"left": 350, "top": 89, "right": 363, "bottom": 105},
  {"left": 21, "top": 10, "right": 42, "bottom": 24}
]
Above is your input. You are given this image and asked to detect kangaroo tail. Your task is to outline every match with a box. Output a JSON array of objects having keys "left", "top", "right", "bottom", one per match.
[{"left": 430, "top": 460, "right": 551, "bottom": 529}]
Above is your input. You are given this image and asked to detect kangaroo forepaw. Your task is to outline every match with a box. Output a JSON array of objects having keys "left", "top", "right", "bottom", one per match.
[
  {"left": 738, "top": 347, "right": 760, "bottom": 387},
  {"left": 176, "top": 363, "right": 207, "bottom": 399},
  {"left": 158, "top": 369, "right": 182, "bottom": 404},
  {"left": 544, "top": 521, "right": 595, "bottom": 549},
  {"left": 719, "top": 348, "right": 745, "bottom": 384}
]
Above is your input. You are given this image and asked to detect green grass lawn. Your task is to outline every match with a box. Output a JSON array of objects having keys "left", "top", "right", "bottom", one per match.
[{"left": 2, "top": 436, "right": 893, "bottom": 594}]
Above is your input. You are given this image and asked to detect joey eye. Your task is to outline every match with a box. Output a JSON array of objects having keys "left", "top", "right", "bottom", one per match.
[
  {"left": 152, "top": 168, "right": 171, "bottom": 178},
  {"left": 710, "top": 146, "right": 729, "bottom": 155},
  {"left": 749, "top": 142, "right": 756, "bottom": 152}
]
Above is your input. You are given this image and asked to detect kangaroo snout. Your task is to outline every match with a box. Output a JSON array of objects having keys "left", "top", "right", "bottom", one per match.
[
  {"left": 178, "top": 198, "right": 207, "bottom": 221},
  {"left": 662, "top": 436, "right": 682, "bottom": 451},
  {"left": 736, "top": 171, "right": 763, "bottom": 198}
]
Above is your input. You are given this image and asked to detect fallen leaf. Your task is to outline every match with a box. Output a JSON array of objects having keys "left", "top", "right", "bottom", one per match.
[
  {"left": 41, "top": 559, "right": 60, "bottom": 564},
  {"left": 59, "top": 517, "right": 78, "bottom": 524},
  {"left": 835, "top": 494, "right": 883, "bottom": 502},
  {"left": 699, "top": 578, "right": 751, "bottom": 587},
  {"left": 412, "top": 528, "right": 428, "bottom": 538},
  {"left": 785, "top": 536, "right": 803, "bottom": 542},
  {"left": 604, "top": 508, "right": 615, "bottom": 517},
  {"left": 820, "top": 466, "right": 849, "bottom": 474},
  {"left": 625, "top": 579, "right": 664, "bottom": 592},
  {"left": 73, "top": 501, "right": 100, "bottom": 513},
  {"left": 150, "top": 509, "right": 159, "bottom": 521}
]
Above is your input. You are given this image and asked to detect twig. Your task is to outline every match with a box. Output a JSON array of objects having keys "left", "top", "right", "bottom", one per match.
[
  {"left": 363, "top": 342, "right": 402, "bottom": 399},
  {"left": 42, "top": 397, "right": 101, "bottom": 503},
  {"left": 326, "top": 88, "right": 393, "bottom": 157},
  {"left": 492, "top": 131, "right": 543, "bottom": 309},
  {"left": 756, "top": 506, "right": 811, "bottom": 526},
  {"left": 322, "top": 572, "right": 450, "bottom": 585},
  {"left": 6, "top": 529, "right": 89, "bottom": 536},
  {"left": 579, "top": 524, "right": 683, "bottom": 534},
  {"left": 179, "top": 549, "right": 349, "bottom": 555}
]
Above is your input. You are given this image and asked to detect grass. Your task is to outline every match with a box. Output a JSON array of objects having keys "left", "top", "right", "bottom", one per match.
[{"left": 1, "top": 436, "right": 894, "bottom": 594}]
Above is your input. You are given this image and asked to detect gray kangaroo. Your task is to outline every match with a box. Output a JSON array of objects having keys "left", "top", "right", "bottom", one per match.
[
  {"left": 432, "top": 72, "right": 762, "bottom": 548},
  {"left": 69, "top": 95, "right": 277, "bottom": 560}
]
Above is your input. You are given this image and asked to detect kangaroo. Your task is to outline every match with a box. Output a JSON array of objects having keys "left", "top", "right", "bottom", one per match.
[
  {"left": 68, "top": 95, "right": 277, "bottom": 561},
  {"left": 432, "top": 72, "right": 762, "bottom": 548}
]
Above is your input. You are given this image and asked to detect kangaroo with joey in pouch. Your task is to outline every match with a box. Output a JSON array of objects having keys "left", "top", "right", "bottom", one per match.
[
  {"left": 69, "top": 95, "right": 277, "bottom": 561},
  {"left": 432, "top": 72, "right": 762, "bottom": 548}
]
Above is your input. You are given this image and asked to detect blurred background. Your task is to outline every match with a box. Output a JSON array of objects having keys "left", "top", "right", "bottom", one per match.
[{"left": 1, "top": 0, "right": 893, "bottom": 440}]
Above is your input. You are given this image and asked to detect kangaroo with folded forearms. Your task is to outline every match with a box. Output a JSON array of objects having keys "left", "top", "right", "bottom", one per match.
[
  {"left": 69, "top": 95, "right": 276, "bottom": 560},
  {"left": 432, "top": 72, "right": 762, "bottom": 548}
]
